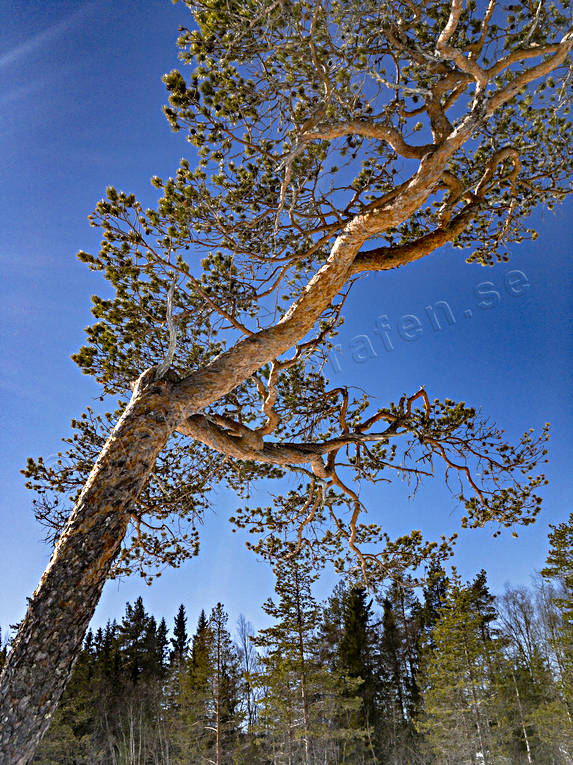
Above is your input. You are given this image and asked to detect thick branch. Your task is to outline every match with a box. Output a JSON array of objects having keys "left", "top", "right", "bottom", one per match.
[
  {"left": 436, "top": 0, "right": 488, "bottom": 88},
  {"left": 177, "top": 414, "right": 404, "bottom": 472},
  {"left": 488, "top": 28, "right": 573, "bottom": 112},
  {"left": 351, "top": 203, "right": 478, "bottom": 273},
  {"left": 304, "top": 120, "right": 432, "bottom": 159}
]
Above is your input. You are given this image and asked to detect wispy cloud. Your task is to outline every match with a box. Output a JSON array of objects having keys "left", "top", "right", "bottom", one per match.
[{"left": 0, "top": 2, "right": 95, "bottom": 69}]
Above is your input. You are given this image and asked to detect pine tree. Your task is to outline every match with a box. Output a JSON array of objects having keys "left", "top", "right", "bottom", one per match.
[
  {"left": 3, "top": 1, "right": 567, "bottom": 756},
  {"left": 252, "top": 559, "right": 320, "bottom": 764},
  {"left": 533, "top": 515, "right": 573, "bottom": 758},
  {"left": 253, "top": 561, "right": 364, "bottom": 763},
  {"left": 541, "top": 513, "right": 573, "bottom": 712},
  {"left": 416, "top": 572, "right": 505, "bottom": 764}
]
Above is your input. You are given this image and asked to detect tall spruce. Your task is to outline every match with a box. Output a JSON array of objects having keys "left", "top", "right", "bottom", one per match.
[
  {"left": 181, "top": 609, "right": 216, "bottom": 762},
  {"left": 170, "top": 604, "right": 189, "bottom": 665},
  {"left": 208, "top": 603, "right": 242, "bottom": 764},
  {"left": 337, "top": 586, "right": 380, "bottom": 762},
  {"left": 0, "top": 629, "right": 6, "bottom": 673},
  {"left": 377, "top": 592, "right": 423, "bottom": 763}
]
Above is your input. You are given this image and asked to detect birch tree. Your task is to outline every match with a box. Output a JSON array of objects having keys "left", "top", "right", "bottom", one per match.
[{"left": 1, "top": 0, "right": 571, "bottom": 761}]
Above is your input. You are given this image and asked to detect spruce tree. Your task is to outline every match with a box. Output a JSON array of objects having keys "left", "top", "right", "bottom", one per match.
[
  {"left": 181, "top": 609, "right": 216, "bottom": 762},
  {"left": 165, "top": 603, "right": 192, "bottom": 761},
  {"left": 156, "top": 617, "right": 170, "bottom": 674},
  {"left": 0, "top": 629, "right": 6, "bottom": 673},
  {"left": 378, "top": 595, "right": 423, "bottom": 763},
  {"left": 337, "top": 586, "right": 380, "bottom": 762},
  {"left": 208, "top": 602, "right": 242, "bottom": 764},
  {"left": 171, "top": 604, "right": 189, "bottom": 665}
]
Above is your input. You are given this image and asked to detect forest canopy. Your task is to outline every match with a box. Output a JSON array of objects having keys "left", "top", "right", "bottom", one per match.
[{"left": 28, "top": 521, "right": 573, "bottom": 764}]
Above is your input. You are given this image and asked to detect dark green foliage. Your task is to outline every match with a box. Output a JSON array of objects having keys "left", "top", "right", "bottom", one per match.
[
  {"left": 338, "top": 587, "right": 378, "bottom": 729},
  {"left": 32, "top": 546, "right": 573, "bottom": 764},
  {"left": 170, "top": 603, "right": 189, "bottom": 664},
  {"left": 0, "top": 629, "right": 7, "bottom": 673}
]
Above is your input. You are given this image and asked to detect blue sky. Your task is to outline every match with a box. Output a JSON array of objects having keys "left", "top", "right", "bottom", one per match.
[{"left": 1, "top": 0, "right": 572, "bottom": 638}]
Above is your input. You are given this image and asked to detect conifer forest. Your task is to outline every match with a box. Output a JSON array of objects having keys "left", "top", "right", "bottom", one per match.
[
  {"left": 0, "top": 513, "right": 568, "bottom": 764},
  {"left": 1, "top": 0, "right": 572, "bottom": 762}
]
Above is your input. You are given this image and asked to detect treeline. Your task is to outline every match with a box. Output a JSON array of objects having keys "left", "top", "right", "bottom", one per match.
[{"left": 1, "top": 516, "right": 570, "bottom": 764}]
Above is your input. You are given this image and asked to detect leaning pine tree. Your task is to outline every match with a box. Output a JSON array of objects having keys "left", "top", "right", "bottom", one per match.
[{"left": 1, "top": 1, "right": 571, "bottom": 761}]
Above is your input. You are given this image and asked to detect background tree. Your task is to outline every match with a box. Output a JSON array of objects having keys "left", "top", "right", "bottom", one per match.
[
  {"left": 540, "top": 512, "right": 573, "bottom": 717},
  {"left": 179, "top": 609, "right": 216, "bottom": 762},
  {"left": 377, "top": 583, "right": 426, "bottom": 764},
  {"left": 236, "top": 613, "right": 261, "bottom": 736},
  {"left": 416, "top": 571, "right": 504, "bottom": 763},
  {"left": 207, "top": 603, "right": 242, "bottom": 765},
  {"left": 531, "top": 514, "right": 573, "bottom": 759},
  {"left": 164, "top": 604, "right": 191, "bottom": 763},
  {"left": 0, "top": 629, "right": 7, "bottom": 674},
  {"left": 252, "top": 558, "right": 321, "bottom": 764},
  {"left": 170, "top": 603, "right": 189, "bottom": 665},
  {"left": 1, "top": 0, "right": 571, "bottom": 760},
  {"left": 23, "top": 558, "right": 573, "bottom": 763},
  {"left": 251, "top": 558, "right": 363, "bottom": 763},
  {"left": 336, "top": 586, "right": 380, "bottom": 762}
]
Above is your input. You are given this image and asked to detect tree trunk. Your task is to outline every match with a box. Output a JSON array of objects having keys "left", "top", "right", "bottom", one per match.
[
  {"left": 511, "top": 667, "right": 533, "bottom": 765},
  {"left": 293, "top": 569, "right": 312, "bottom": 765},
  {"left": 0, "top": 370, "right": 175, "bottom": 765},
  {"left": 0, "top": 93, "right": 519, "bottom": 762}
]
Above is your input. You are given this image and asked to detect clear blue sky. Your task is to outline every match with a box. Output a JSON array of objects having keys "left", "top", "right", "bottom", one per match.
[{"left": 1, "top": 0, "right": 572, "bottom": 638}]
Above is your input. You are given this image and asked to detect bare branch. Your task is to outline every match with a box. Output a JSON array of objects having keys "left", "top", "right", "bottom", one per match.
[{"left": 156, "top": 276, "right": 178, "bottom": 379}]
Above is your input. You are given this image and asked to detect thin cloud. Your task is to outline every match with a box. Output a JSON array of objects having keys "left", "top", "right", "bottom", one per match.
[{"left": 0, "top": 3, "right": 95, "bottom": 69}]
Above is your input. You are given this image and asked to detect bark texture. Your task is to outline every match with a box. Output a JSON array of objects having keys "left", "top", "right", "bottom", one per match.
[{"left": 0, "top": 371, "right": 176, "bottom": 764}]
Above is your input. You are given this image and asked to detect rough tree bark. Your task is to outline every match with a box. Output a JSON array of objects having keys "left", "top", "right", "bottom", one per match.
[
  {"left": 0, "top": 177, "right": 420, "bottom": 763},
  {"left": 0, "top": 151, "right": 443, "bottom": 761},
  {"left": 0, "top": 4, "right": 571, "bottom": 761}
]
